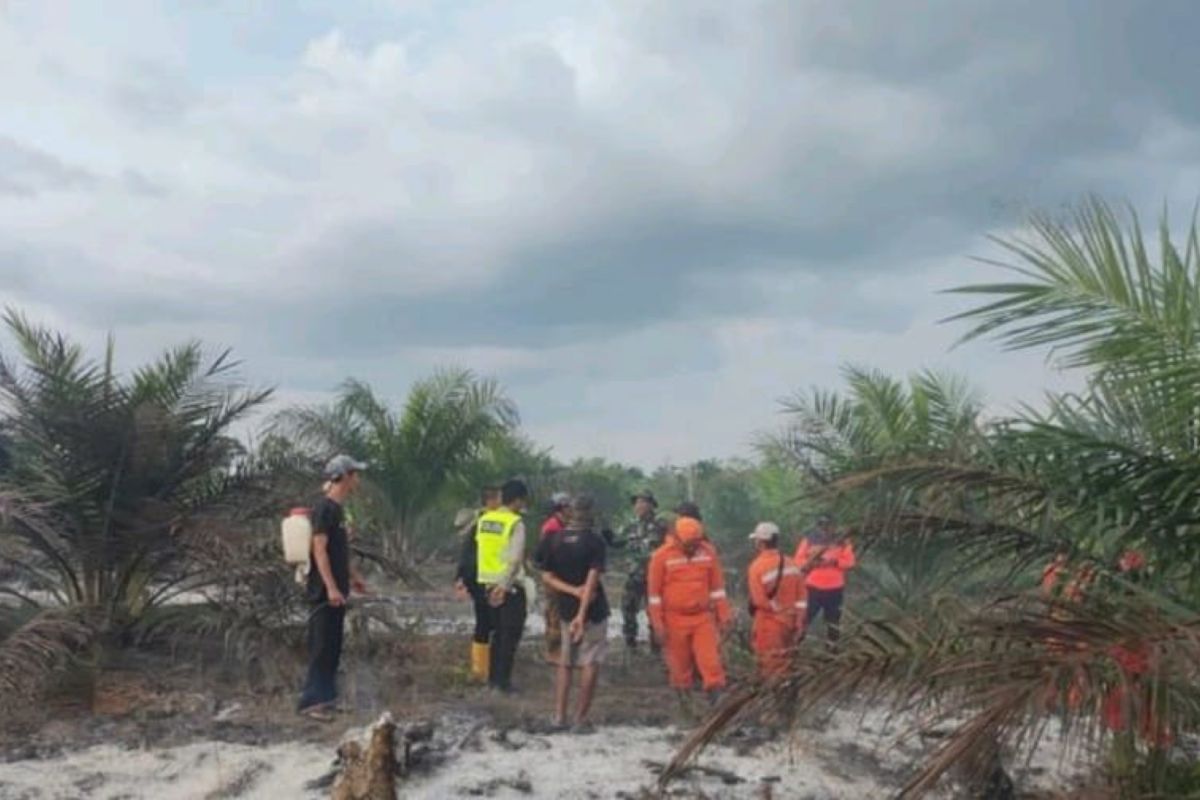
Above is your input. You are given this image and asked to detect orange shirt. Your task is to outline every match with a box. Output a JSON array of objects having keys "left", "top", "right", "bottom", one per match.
[
  {"left": 794, "top": 537, "right": 855, "bottom": 590},
  {"left": 647, "top": 537, "right": 732, "bottom": 627},
  {"left": 747, "top": 550, "right": 806, "bottom": 628}
]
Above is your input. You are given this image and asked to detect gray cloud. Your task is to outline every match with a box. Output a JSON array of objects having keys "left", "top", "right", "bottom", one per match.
[
  {"left": 1, "top": 1, "right": 1197, "bottom": 464},
  {"left": 108, "top": 60, "right": 201, "bottom": 126},
  {"left": 121, "top": 168, "right": 170, "bottom": 197},
  {"left": 227, "top": 0, "right": 1200, "bottom": 359},
  {"left": 0, "top": 135, "right": 98, "bottom": 195}
]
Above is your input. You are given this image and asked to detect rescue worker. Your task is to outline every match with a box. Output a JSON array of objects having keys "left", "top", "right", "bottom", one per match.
[
  {"left": 647, "top": 516, "right": 732, "bottom": 701},
  {"left": 746, "top": 522, "right": 806, "bottom": 678},
  {"left": 1101, "top": 551, "right": 1168, "bottom": 746},
  {"left": 612, "top": 491, "right": 667, "bottom": 651},
  {"left": 794, "top": 513, "right": 855, "bottom": 644},
  {"left": 539, "top": 492, "right": 572, "bottom": 664},
  {"left": 455, "top": 486, "right": 502, "bottom": 683},
  {"left": 476, "top": 479, "right": 530, "bottom": 693}
]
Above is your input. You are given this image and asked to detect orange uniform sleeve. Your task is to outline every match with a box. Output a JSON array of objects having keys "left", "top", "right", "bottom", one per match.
[
  {"left": 647, "top": 547, "right": 666, "bottom": 631},
  {"left": 793, "top": 576, "right": 809, "bottom": 630},
  {"left": 794, "top": 539, "right": 810, "bottom": 569},
  {"left": 708, "top": 548, "right": 732, "bottom": 624},
  {"left": 747, "top": 558, "right": 770, "bottom": 613},
  {"left": 837, "top": 541, "right": 856, "bottom": 570}
]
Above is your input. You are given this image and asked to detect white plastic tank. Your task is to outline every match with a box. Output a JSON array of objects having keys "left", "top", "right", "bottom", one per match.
[{"left": 281, "top": 507, "right": 313, "bottom": 565}]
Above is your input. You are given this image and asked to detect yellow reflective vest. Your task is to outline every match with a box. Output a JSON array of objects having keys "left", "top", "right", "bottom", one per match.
[{"left": 476, "top": 507, "right": 521, "bottom": 586}]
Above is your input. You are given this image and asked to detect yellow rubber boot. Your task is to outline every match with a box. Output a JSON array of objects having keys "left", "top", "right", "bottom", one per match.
[{"left": 470, "top": 642, "right": 490, "bottom": 683}]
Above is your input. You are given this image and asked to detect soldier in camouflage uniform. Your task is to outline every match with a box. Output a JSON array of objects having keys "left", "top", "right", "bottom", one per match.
[{"left": 613, "top": 490, "right": 668, "bottom": 651}]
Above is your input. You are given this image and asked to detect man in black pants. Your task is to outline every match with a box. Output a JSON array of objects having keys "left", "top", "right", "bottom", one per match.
[
  {"left": 794, "top": 513, "right": 856, "bottom": 646},
  {"left": 298, "top": 455, "right": 368, "bottom": 721},
  {"left": 476, "top": 479, "right": 530, "bottom": 693},
  {"left": 456, "top": 485, "right": 502, "bottom": 682}
]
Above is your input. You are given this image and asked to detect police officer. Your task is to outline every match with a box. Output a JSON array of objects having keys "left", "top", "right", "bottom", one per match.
[{"left": 476, "top": 479, "right": 530, "bottom": 693}]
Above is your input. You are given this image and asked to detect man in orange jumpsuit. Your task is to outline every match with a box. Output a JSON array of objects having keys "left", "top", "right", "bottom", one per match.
[
  {"left": 647, "top": 516, "right": 732, "bottom": 699},
  {"left": 794, "top": 513, "right": 855, "bottom": 644},
  {"left": 747, "top": 522, "right": 806, "bottom": 678}
]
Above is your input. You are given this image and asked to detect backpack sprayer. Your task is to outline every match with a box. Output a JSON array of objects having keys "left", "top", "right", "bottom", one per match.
[{"left": 282, "top": 507, "right": 313, "bottom": 584}]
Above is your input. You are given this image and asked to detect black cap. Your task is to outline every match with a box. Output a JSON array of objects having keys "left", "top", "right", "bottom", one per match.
[
  {"left": 675, "top": 501, "right": 702, "bottom": 521},
  {"left": 630, "top": 490, "right": 658, "bottom": 507},
  {"left": 501, "top": 479, "right": 530, "bottom": 505}
]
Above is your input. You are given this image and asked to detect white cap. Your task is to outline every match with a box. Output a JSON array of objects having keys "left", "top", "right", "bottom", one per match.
[{"left": 749, "top": 521, "right": 781, "bottom": 542}]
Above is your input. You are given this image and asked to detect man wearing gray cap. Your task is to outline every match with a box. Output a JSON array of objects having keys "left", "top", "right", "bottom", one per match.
[{"left": 298, "top": 454, "right": 368, "bottom": 720}]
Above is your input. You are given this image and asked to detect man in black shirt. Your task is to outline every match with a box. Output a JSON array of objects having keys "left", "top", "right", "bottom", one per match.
[
  {"left": 534, "top": 494, "right": 609, "bottom": 730},
  {"left": 298, "top": 454, "right": 368, "bottom": 721}
]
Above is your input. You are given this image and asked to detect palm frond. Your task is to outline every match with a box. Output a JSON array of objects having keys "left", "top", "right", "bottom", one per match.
[{"left": 0, "top": 606, "right": 99, "bottom": 706}]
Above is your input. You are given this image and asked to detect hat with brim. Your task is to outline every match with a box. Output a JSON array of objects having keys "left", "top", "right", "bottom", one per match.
[
  {"left": 749, "top": 522, "right": 780, "bottom": 542},
  {"left": 323, "top": 454, "right": 368, "bottom": 480},
  {"left": 630, "top": 490, "right": 658, "bottom": 507}
]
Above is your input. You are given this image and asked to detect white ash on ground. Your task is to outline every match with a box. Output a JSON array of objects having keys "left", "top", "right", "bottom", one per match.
[{"left": 0, "top": 707, "right": 1090, "bottom": 799}]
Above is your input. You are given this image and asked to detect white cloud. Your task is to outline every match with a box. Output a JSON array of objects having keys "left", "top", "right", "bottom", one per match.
[{"left": 0, "top": 1, "right": 1193, "bottom": 466}]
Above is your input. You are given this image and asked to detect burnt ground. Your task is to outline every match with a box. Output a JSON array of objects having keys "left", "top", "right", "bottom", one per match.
[
  {"left": 0, "top": 591, "right": 734, "bottom": 764},
  {"left": 0, "top": 588, "right": 1099, "bottom": 798}
]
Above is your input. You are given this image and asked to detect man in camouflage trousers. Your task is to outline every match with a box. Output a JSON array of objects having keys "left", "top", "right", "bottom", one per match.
[{"left": 614, "top": 490, "right": 668, "bottom": 652}]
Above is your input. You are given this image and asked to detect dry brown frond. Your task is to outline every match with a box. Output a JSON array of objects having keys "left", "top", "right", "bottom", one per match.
[{"left": 0, "top": 606, "right": 100, "bottom": 708}]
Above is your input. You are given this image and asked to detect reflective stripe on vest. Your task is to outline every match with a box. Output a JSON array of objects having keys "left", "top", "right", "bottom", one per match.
[{"left": 476, "top": 508, "right": 520, "bottom": 585}]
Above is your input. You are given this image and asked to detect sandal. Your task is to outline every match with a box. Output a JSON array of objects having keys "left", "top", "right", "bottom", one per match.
[{"left": 299, "top": 704, "right": 335, "bottom": 722}]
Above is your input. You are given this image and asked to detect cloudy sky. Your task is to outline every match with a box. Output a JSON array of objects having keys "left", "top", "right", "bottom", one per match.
[{"left": 2, "top": 1, "right": 1199, "bottom": 467}]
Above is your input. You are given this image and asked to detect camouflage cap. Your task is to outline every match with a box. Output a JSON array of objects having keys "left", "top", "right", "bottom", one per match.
[{"left": 630, "top": 490, "right": 658, "bottom": 507}]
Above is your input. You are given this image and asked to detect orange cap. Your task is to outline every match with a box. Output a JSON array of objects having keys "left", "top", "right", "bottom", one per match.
[{"left": 675, "top": 517, "right": 704, "bottom": 542}]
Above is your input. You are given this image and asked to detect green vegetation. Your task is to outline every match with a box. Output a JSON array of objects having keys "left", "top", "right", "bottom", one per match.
[
  {"left": 0, "top": 310, "right": 274, "bottom": 698},
  {"left": 670, "top": 198, "right": 1200, "bottom": 798},
  {"left": 3, "top": 197, "right": 1200, "bottom": 796}
]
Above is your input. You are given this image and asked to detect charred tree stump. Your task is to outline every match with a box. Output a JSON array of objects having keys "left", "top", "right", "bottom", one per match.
[{"left": 332, "top": 713, "right": 397, "bottom": 800}]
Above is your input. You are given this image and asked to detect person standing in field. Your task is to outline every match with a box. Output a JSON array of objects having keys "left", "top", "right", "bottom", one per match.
[
  {"left": 647, "top": 516, "right": 732, "bottom": 703},
  {"left": 477, "top": 479, "right": 531, "bottom": 693},
  {"left": 534, "top": 494, "right": 610, "bottom": 731},
  {"left": 613, "top": 491, "right": 667, "bottom": 652},
  {"left": 455, "top": 485, "right": 502, "bottom": 683},
  {"left": 746, "top": 522, "right": 806, "bottom": 678},
  {"left": 538, "top": 492, "right": 572, "bottom": 664},
  {"left": 298, "top": 455, "right": 369, "bottom": 721},
  {"left": 794, "top": 513, "right": 855, "bottom": 645}
]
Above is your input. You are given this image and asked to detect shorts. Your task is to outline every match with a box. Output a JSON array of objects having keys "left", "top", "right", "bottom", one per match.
[{"left": 559, "top": 619, "right": 608, "bottom": 668}]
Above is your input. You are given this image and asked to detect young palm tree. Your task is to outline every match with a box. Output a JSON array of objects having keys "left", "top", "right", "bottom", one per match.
[
  {"left": 767, "top": 365, "right": 984, "bottom": 485},
  {"left": 0, "top": 310, "right": 273, "bottom": 698},
  {"left": 673, "top": 199, "right": 1200, "bottom": 798},
  {"left": 271, "top": 369, "right": 518, "bottom": 565}
]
